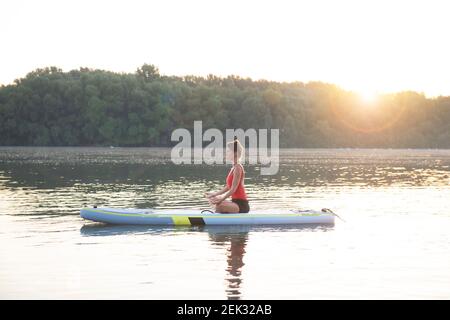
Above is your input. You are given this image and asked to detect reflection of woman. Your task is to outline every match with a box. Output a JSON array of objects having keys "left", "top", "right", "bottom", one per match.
[
  {"left": 205, "top": 139, "right": 250, "bottom": 213},
  {"left": 226, "top": 235, "right": 247, "bottom": 300},
  {"left": 207, "top": 229, "right": 248, "bottom": 300}
]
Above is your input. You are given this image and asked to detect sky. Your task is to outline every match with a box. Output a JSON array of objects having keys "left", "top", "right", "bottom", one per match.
[{"left": 1, "top": 0, "right": 449, "bottom": 97}]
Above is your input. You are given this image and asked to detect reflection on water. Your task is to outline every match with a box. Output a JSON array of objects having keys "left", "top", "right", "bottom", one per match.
[
  {"left": 207, "top": 230, "right": 248, "bottom": 300},
  {"left": 1, "top": 147, "right": 449, "bottom": 215},
  {"left": 79, "top": 223, "right": 332, "bottom": 300},
  {"left": 1, "top": 147, "right": 450, "bottom": 299}
]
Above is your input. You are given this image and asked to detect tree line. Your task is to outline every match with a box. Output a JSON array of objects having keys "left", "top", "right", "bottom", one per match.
[{"left": 0, "top": 64, "right": 449, "bottom": 148}]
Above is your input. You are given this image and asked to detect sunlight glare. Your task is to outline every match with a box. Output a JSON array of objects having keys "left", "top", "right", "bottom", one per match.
[{"left": 357, "top": 89, "right": 379, "bottom": 105}]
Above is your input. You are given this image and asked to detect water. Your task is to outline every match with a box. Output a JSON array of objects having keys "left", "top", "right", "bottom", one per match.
[{"left": 0, "top": 147, "right": 449, "bottom": 299}]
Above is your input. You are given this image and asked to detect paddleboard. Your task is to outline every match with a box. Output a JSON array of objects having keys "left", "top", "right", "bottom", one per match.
[{"left": 80, "top": 207, "right": 335, "bottom": 226}]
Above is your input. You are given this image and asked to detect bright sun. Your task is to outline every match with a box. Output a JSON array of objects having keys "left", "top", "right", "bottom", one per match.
[{"left": 357, "top": 89, "right": 379, "bottom": 105}]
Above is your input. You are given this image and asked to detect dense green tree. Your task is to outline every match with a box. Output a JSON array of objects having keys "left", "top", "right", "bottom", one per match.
[{"left": 0, "top": 64, "right": 449, "bottom": 148}]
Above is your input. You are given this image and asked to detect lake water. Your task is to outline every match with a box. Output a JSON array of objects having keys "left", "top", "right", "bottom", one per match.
[{"left": 0, "top": 147, "right": 449, "bottom": 299}]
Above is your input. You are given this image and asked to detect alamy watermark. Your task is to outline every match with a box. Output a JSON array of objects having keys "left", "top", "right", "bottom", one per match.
[{"left": 171, "top": 121, "right": 279, "bottom": 175}]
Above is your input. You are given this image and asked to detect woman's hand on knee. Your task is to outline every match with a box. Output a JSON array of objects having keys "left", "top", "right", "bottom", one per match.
[{"left": 210, "top": 196, "right": 224, "bottom": 205}]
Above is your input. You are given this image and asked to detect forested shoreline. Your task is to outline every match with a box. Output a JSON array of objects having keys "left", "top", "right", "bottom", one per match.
[{"left": 0, "top": 64, "right": 449, "bottom": 148}]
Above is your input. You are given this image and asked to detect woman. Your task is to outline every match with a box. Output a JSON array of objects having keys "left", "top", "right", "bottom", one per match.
[{"left": 205, "top": 139, "right": 250, "bottom": 213}]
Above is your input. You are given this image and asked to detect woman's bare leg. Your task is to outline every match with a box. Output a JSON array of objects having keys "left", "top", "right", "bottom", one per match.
[{"left": 215, "top": 200, "right": 240, "bottom": 213}]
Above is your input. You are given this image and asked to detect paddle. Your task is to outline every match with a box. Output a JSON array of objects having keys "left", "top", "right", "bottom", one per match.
[{"left": 322, "top": 208, "right": 346, "bottom": 222}]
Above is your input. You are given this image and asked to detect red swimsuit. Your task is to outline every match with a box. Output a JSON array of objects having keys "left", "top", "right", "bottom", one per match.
[{"left": 226, "top": 165, "right": 247, "bottom": 200}]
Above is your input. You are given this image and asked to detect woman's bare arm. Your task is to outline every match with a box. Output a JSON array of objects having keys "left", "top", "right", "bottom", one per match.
[
  {"left": 206, "top": 186, "right": 229, "bottom": 198},
  {"left": 216, "top": 165, "right": 242, "bottom": 203}
]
